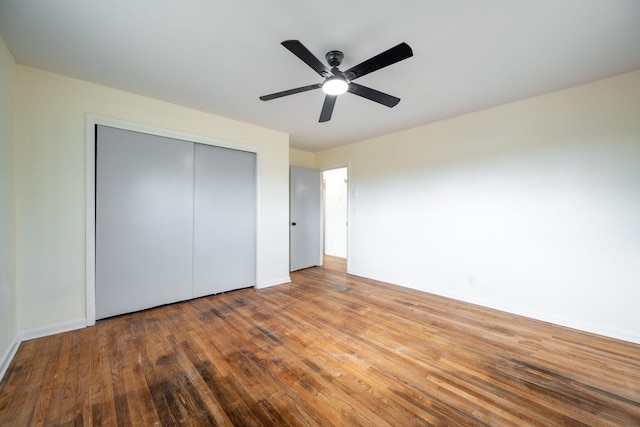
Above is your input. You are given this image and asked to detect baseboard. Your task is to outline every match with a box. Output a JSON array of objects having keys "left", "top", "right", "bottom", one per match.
[
  {"left": 348, "top": 268, "right": 640, "bottom": 346},
  {"left": 445, "top": 292, "right": 640, "bottom": 345},
  {"left": 257, "top": 276, "right": 291, "bottom": 289},
  {"left": 19, "top": 318, "right": 87, "bottom": 342},
  {"left": 474, "top": 300, "right": 640, "bottom": 345},
  {"left": 0, "top": 336, "right": 20, "bottom": 382}
]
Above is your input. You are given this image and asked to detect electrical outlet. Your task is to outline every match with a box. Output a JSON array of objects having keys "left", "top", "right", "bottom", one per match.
[{"left": 468, "top": 275, "right": 475, "bottom": 285}]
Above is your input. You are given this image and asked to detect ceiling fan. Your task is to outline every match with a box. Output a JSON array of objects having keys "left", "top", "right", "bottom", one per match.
[{"left": 260, "top": 40, "right": 413, "bottom": 122}]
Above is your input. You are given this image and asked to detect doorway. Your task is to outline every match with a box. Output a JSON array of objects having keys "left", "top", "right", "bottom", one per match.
[{"left": 322, "top": 167, "right": 348, "bottom": 259}]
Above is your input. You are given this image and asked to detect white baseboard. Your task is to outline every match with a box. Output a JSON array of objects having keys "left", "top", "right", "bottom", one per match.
[
  {"left": 0, "top": 336, "right": 20, "bottom": 382},
  {"left": 257, "top": 276, "right": 291, "bottom": 289},
  {"left": 348, "top": 268, "right": 640, "bottom": 346},
  {"left": 1, "top": 318, "right": 87, "bottom": 383},
  {"left": 19, "top": 318, "right": 87, "bottom": 342}
]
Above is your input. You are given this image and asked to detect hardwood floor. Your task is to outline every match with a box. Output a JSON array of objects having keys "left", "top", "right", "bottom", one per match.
[{"left": 1, "top": 256, "right": 640, "bottom": 426}]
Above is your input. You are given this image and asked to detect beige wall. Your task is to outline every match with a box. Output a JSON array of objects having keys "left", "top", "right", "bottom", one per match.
[
  {"left": 317, "top": 70, "right": 640, "bottom": 343},
  {"left": 16, "top": 65, "right": 291, "bottom": 331},
  {"left": 0, "top": 35, "right": 17, "bottom": 373},
  {"left": 6, "top": 38, "right": 640, "bottom": 348},
  {"left": 289, "top": 148, "right": 316, "bottom": 168}
]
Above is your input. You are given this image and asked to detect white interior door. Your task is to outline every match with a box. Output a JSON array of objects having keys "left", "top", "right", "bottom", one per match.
[
  {"left": 96, "top": 126, "right": 194, "bottom": 319},
  {"left": 193, "top": 144, "right": 256, "bottom": 297},
  {"left": 290, "top": 166, "right": 321, "bottom": 271}
]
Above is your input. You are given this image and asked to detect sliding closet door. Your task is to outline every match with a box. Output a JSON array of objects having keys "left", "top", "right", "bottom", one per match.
[
  {"left": 193, "top": 144, "right": 257, "bottom": 297},
  {"left": 95, "top": 126, "right": 194, "bottom": 319}
]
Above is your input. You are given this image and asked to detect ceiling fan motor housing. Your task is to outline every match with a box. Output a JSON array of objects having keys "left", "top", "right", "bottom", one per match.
[{"left": 325, "top": 50, "right": 344, "bottom": 68}]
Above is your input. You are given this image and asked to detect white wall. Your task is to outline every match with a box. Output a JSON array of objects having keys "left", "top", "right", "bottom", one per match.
[
  {"left": 16, "top": 65, "right": 290, "bottom": 332},
  {"left": 0, "top": 35, "right": 18, "bottom": 376},
  {"left": 317, "top": 70, "right": 640, "bottom": 344}
]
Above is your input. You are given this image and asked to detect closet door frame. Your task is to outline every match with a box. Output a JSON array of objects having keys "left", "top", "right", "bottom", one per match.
[{"left": 85, "top": 114, "right": 261, "bottom": 326}]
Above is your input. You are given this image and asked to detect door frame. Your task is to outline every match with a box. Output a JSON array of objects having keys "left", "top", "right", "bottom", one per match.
[
  {"left": 85, "top": 114, "right": 262, "bottom": 325},
  {"left": 321, "top": 163, "right": 350, "bottom": 269}
]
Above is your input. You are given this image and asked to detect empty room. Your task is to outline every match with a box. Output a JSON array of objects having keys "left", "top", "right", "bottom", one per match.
[{"left": 1, "top": 1, "right": 640, "bottom": 425}]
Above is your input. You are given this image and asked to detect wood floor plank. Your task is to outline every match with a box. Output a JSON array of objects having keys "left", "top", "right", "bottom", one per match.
[
  {"left": 56, "top": 331, "right": 82, "bottom": 425},
  {"left": 1, "top": 255, "right": 640, "bottom": 426},
  {"left": 30, "top": 335, "right": 66, "bottom": 426},
  {"left": 47, "top": 332, "right": 75, "bottom": 425},
  {"left": 91, "top": 323, "right": 118, "bottom": 427}
]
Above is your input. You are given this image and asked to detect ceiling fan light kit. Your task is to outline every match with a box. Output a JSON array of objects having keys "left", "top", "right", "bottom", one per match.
[
  {"left": 322, "top": 77, "right": 348, "bottom": 95},
  {"left": 260, "top": 40, "right": 413, "bottom": 122}
]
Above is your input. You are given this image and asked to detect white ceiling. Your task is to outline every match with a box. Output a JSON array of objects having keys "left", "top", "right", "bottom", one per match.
[{"left": 1, "top": 1, "right": 639, "bottom": 151}]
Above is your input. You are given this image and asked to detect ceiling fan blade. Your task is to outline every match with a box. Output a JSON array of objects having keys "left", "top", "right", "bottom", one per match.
[
  {"left": 348, "top": 83, "right": 401, "bottom": 107},
  {"left": 260, "top": 83, "right": 322, "bottom": 101},
  {"left": 344, "top": 42, "right": 413, "bottom": 81},
  {"left": 319, "top": 95, "right": 337, "bottom": 122},
  {"left": 282, "top": 40, "right": 332, "bottom": 78}
]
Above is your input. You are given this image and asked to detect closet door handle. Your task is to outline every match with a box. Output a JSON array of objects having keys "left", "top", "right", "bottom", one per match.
[{"left": 291, "top": 222, "right": 297, "bottom": 226}]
